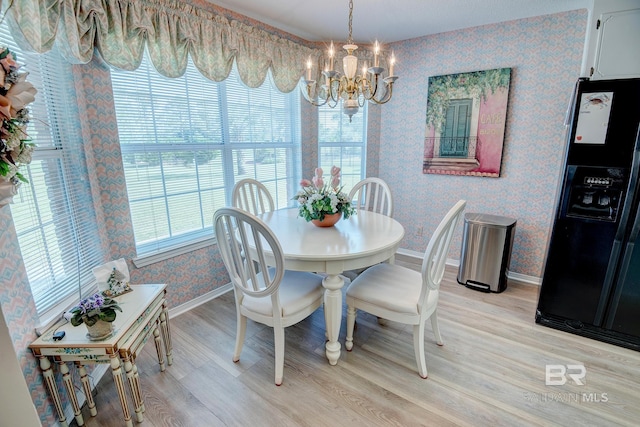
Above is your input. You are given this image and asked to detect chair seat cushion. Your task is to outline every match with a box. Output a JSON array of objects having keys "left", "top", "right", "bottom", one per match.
[
  {"left": 242, "top": 270, "right": 324, "bottom": 317},
  {"left": 347, "top": 263, "right": 437, "bottom": 315}
]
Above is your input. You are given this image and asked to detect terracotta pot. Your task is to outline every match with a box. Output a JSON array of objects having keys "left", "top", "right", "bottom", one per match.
[{"left": 311, "top": 212, "right": 342, "bottom": 227}]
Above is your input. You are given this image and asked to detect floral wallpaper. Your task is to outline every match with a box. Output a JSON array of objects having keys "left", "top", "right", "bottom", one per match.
[{"left": 380, "top": 10, "right": 588, "bottom": 279}]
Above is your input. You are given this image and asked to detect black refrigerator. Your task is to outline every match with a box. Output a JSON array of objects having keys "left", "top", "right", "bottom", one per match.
[{"left": 536, "top": 77, "right": 640, "bottom": 351}]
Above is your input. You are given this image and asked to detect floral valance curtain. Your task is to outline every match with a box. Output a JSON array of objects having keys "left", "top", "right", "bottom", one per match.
[{"left": 4, "top": 0, "right": 320, "bottom": 92}]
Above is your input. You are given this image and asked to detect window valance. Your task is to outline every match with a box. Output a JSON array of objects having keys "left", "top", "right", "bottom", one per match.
[{"left": 5, "top": 0, "right": 320, "bottom": 92}]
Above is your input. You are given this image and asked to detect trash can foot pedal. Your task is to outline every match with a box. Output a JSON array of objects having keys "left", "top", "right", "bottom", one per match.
[{"left": 465, "top": 280, "right": 491, "bottom": 293}]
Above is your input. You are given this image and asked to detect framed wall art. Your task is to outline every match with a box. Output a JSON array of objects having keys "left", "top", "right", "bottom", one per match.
[{"left": 423, "top": 67, "right": 511, "bottom": 177}]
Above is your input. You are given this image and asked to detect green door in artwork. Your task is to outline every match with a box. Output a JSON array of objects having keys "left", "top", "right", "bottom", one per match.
[{"left": 441, "top": 99, "right": 472, "bottom": 157}]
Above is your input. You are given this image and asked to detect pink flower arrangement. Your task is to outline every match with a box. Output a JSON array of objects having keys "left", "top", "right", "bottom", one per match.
[
  {"left": 293, "top": 166, "right": 355, "bottom": 222},
  {"left": 0, "top": 46, "right": 37, "bottom": 184}
]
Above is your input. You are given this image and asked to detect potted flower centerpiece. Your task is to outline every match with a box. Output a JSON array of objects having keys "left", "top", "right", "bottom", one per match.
[
  {"left": 69, "top": 293, "right": 122, "bottom": 340},
  {"left": 0, "top": 45, "right": 37, "bottom": 206},
  {"left": 294, "top": 166, "right": 355, "bottom": 227}
]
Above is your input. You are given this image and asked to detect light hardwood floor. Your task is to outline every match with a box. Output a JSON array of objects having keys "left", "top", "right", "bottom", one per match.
[{"left": 79, "top": 264, "right": 640, "bottom": 426}]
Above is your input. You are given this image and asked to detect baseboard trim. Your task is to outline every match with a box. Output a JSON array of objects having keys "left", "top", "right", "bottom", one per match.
[
  {"left": 395, "top": 248, "right": 541, "bottom": 286},
  {"left": 168, "top": 284, "right": 233, "bottom": 318}
]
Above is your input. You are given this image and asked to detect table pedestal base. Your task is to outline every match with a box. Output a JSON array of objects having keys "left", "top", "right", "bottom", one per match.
[{"left": 322, "top": 274, "right": 345, "bottom": 365}]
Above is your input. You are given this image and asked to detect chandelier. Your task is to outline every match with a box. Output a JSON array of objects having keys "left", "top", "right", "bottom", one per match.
[{"left": 301, "top": 0, "right": 398, "bottom": 121}]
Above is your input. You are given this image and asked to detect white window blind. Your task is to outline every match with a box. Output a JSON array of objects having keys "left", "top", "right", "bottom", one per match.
[
  {"left": 318, "top": 101, "right": 367, "bottom": 191},
  {"left": 111, "top": 54, "right": 301, "bottom": 255},
  {"left": 4, "top": 24, "right": 104, "bottom": 319}
]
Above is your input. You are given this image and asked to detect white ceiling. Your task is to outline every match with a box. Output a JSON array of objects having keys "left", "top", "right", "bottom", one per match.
[{"left": 209, "top": 0, "right": 592, "bottom": 44}]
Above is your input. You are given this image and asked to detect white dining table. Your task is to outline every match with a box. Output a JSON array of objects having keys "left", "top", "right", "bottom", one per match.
[{"left": 254, "top": 208, "right": 405, "bottom": 365}]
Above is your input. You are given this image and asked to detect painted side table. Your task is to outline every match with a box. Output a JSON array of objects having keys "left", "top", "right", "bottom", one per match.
[{"left": 29, "top": 284, "right": 172, "bottom": 427}]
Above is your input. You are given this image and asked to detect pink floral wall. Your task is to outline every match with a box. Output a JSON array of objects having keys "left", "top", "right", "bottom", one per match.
[{"left": 380, "top": 10, "right": 588, "bottom": 278}]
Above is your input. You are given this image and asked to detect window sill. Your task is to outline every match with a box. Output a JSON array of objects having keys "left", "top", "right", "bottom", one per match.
[
  {"left": 133, "top": 236, "right": 217, "bottom": 268},
  {"left": 35, "top": 282, "right": 99, "bottom": 336}
]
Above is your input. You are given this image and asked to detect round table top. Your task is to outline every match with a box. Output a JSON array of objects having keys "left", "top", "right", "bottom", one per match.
[{"left": 256, "top": 208, "right": 405, "bottom": 274}]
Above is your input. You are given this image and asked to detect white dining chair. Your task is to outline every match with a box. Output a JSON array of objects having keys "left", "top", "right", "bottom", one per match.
[
  {"left": 348, "top": 177, "right": 393, "bottom": 217},
  {"left": 345, "top": 200, "right": 466, "bottom": 378},
  {"left": 344, "top": 177, "right": 395, "bottom": 283},
  {"left": 232, "top": 178, "right": 275, "bottom": 215},
  {"left": 213, "top": 207, "right": 324, "bottom": 385}
]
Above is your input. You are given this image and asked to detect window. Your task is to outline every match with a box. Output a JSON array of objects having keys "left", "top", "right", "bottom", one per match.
[
  {"left": 4, "top": 26, "right": 104, "bottom": 319},
  {"left": 441, "top": 99, "right": 472, "bottom": 157},
  {"left": 318, "top": 101, "right": 366, "bottom": 190},
  {"left": 111, "top": 55, "right": 301, "bottom": 255}
]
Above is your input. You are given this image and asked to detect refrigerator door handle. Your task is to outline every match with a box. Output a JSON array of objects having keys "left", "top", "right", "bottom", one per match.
[
  {"left": 596, "top": 239, "right": 624, "bottom": 325},
  {"left": 604, "top": 210, "right": 640, "bottom": 329},
  {"left": 594, "top": 126, "right": 640, "bottom": 325}
]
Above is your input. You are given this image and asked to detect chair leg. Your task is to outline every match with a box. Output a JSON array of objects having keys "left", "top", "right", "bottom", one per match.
[
  {"left": 273, "top": 327, "right": 285, "bottom": 386},
  {"left": 233, "top": 314, "right": 247, "bottom": 362},
  {"left": 345, "top": 305, "right": 356, "bottom": 351},
  {"left": 431, "top": 310, "right": 444, "bottom": 346},
  {"left": 413, "top": 323, "right": 428, "bottom": 379}
]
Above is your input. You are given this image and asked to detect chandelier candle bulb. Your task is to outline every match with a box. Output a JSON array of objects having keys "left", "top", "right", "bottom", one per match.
[
  {"left": 329, "top": 42, "right": 335, "bottom": 71},
  {"left": 306, "top": 57, "right": 312, "bottom": 81},
  {"left": 374, "top": 41, "right": 380, "bottom": 67},
  {"left": 389, "top": 52, "right": 395, "bottom": 76}
]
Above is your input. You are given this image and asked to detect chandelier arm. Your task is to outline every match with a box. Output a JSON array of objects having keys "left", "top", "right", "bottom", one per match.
[
  {"left": 360, "top": 77, "right": 374, "bottom": 101},
  {"left": 364, "top": 74, "right": 379, "bottom": 101},
  {"left": 302, "top": 83, "right": 331, "bottom": 106},
  {"left": 328, "top": 77, "right": 343, "bottom": 103},
  {"left": 368, "top": 82, "right": 395, "bottom": 104}
]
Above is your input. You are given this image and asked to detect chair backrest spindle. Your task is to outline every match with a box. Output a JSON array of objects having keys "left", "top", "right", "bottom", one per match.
[
  {"left": 232, "top": 178, "right": 275, "bottom": 215},
  {"left": 419, "top": 200, "right": 466, "bottom": 306},
  {"left": 214, "top": 207, "right": 284, "bottom": 298},
  {"left": 348, "top": 177, "right": 393, "bottom": 217}
]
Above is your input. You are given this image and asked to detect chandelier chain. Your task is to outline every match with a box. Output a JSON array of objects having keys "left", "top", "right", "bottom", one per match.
[{"left": 347, "top": 0, "right": 354, "bottom": 44}]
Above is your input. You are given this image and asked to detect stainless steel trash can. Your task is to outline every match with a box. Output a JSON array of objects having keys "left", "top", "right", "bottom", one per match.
[{"left": 457, "top": 213, "right": 516, "bottom": 293}]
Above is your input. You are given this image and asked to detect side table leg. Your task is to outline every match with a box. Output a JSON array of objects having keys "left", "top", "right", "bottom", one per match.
[
  {"left": 132, "top": 361, "right": 145, "bottom": 413},
  {"left": 38, "top": 356, "right": 68, "bottom": 427},
  {"left": 76, "top": 362, "right": 97, "bottom": 417},
  {"left": 110, "top": 354, "right": 133, "bottom": 427},
  {"left": 153, "top": 326, "right": 165, "bottom": 372},
  {"left": 122, "top": 354, "right": 144, "bottom": 423},
  {"left": 322, "top": 274, "right": 345, "bottom": 365},
  {"left": 59, "top": 361, "right": 84, "bottom": 426},
  {"left": 160, "top": 307, "right": 173, "bottom": 365}
]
